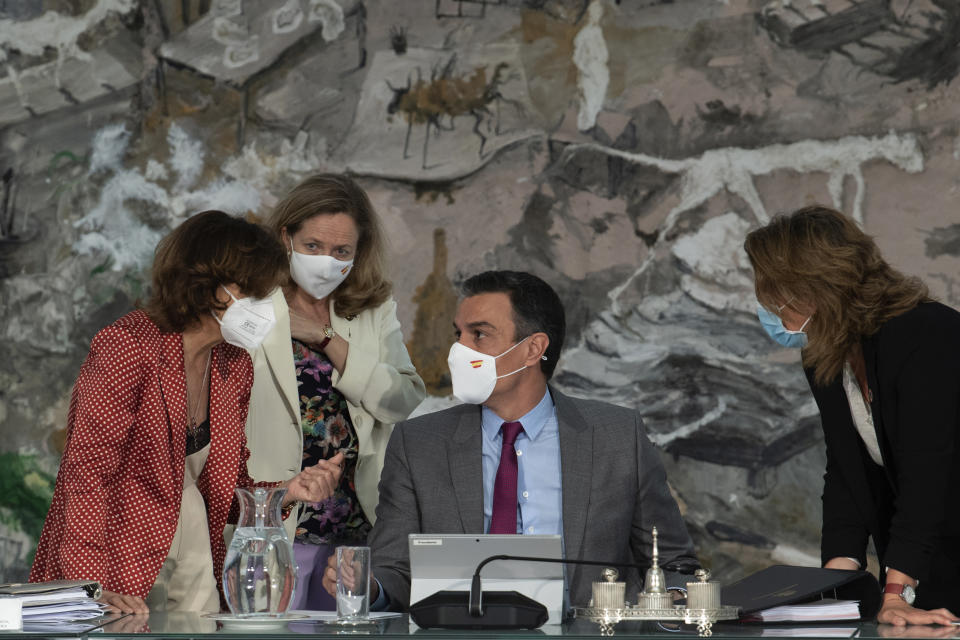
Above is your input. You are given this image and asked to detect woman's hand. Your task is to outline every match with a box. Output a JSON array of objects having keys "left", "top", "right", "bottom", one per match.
[
  {"left": 288, "top": 310, "right": 327, "bottom": 347},
  {"left": 99, "top": 590, "right": 149, "bottom": 614},
  {"left": 878, "top": 595, "right": 958, "bottom": 626},
  {"left": 823, "top": 557, "right": 860, "bottom": 571},
  {"left": 877, "top": 624, "right": 957, "bottom": 638},
  {"left": 283, "top": 452, "right": 345, "bottom": 505},
  {"left": 877, "top": 622, "right": 960, "bottom": 638},
  {"left": 104, "top": 614, "right": 150, "bottom": 633}
]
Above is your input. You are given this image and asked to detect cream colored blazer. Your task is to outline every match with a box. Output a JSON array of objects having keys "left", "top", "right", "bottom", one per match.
[{"left": 244, "top": 288, "right": 426, "bottom": 540}]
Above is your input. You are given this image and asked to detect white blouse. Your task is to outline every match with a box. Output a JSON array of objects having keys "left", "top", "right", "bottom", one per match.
[{"left": 842, "top": 362, "right": 884, "bottom": 466}]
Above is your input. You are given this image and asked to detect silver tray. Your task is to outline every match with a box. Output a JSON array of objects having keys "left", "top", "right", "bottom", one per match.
[{"left": 572, "top": 605, "right": 741, "bottom": 636}]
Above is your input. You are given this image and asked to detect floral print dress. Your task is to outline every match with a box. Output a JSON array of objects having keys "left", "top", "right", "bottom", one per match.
[{"left": 293, "top": 338, "right": 371, "bottom": 545}]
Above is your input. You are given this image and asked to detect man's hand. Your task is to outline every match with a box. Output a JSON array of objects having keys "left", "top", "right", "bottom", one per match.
[
  {"left": 283, "top": 452, "right": 344, "bottom": 505},
  {"left": 877, "top": 595, "right": 958, "bottom": 626},
  {"left": 321, "top": 551, "right": 379, "bottom": 602},
  {"left": 99, "top": 590, "right": 148, "bottom": 614}
]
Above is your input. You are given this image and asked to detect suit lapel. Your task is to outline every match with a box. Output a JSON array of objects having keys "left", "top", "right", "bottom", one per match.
[
  {"left": 262, "top": 289, "right": 299, "bottom": 425},
  {"left": 328, "top": 295, "right": 350, "bottom": 339},
  {"left": 209, "top": 344, "right": 230, "bottom": 462},
  {"left": 553, "top": 387, "right": 593, "bottom": 591},
  {"left": 157, "top": 332, "right": 187, "bottom": 464},
  {"left": 449, "top": 407, "right": 484, "bottom": 533},
  {"left": 821, "top": 377, "right": 883, "bottom": 533}
]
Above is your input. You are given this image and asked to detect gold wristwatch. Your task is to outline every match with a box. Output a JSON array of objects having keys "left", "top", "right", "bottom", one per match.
[{"left": 318, "top": 325, "right": 335, "bottom": 350}]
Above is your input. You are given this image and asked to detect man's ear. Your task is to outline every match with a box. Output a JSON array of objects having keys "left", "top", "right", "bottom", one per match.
[{"left": 525, "top": 332, "right": 550, "bottom": 367}]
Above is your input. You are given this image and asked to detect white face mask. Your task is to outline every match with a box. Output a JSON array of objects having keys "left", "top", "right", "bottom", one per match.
[
  {"left": 289, "top": 249, "right": 353, "bottom": 300},
  {"left": 213, "top": 286, "right": 276, "bottom": 351},
  {"left": 447, "top": 338, "right": 529, "bottom": 405}
]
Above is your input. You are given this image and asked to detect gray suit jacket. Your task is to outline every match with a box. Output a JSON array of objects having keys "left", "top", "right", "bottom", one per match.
[{"left": 368, "top": 386, "right": 699, "bottom": 610}]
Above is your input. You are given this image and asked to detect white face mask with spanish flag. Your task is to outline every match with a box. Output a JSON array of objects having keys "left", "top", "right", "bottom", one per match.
[
  {"left": 289, "top": 249, "right": 353, "bottom": 300},
  {"left": 447, "top": 337, "right": 529, "bottom": 405}
]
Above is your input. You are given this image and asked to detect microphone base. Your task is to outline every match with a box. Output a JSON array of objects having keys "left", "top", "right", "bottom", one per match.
[{"left": 408, "top": 590, "right": 549, "bottom": 630}]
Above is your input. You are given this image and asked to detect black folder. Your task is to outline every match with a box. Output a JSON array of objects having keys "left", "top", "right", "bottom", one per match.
[{"left": 721, "top": 565, "right": 881, "bottom": 620}]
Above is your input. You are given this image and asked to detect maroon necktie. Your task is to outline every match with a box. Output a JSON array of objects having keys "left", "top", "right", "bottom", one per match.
[{"left": 489, "top": 421, "right": 524, "bottom": 534}]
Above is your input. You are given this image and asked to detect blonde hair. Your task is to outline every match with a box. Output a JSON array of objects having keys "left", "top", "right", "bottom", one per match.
[
  {"left": 744, "top": 205, "right": 930, "bottom": 385},
  {"left": 269, "top": 174, "right": 391, "bottom": 318}
]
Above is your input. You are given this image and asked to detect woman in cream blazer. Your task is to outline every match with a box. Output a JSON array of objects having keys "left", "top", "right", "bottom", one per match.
[
  {"left": 245, "top": 290, "right": 424, "bottom": 530},
  {"left": 244, "top": 174, "right": 426, "bottom": 610}
]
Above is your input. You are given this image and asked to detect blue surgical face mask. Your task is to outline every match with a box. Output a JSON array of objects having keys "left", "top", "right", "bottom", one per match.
[{"left": 757, "top": 303, "right": 811, "bottom": 349}]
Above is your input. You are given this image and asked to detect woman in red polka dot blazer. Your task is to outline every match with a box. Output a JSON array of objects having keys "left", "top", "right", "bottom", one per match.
[{"left": 30, "top": 211, "right": 346, "bottom": 614}]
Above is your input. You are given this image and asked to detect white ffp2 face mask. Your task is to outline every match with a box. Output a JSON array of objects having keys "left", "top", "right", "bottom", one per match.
[
  {"left": 213, "top": 286, "right": 276, "bottom": 351},
  {"left": 289, "top": 249, "right": 353, "bottom": 300},
  {"left": 447, "top": 338, "right": 529, "bottom": 405}
]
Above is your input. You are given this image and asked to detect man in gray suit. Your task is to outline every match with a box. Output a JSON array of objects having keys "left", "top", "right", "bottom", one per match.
[{"left": 323, "top": 270, "right": 698, "bottom": 610}]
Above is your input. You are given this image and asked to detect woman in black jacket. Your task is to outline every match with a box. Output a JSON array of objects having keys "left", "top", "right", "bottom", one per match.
[{"left": 745, "top": 205, "right": 959, "bottom": 626}]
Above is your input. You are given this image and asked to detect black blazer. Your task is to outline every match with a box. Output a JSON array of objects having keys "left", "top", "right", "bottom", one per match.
[{"left": 806, "top": 301, "right": 960, "bottom": 609}]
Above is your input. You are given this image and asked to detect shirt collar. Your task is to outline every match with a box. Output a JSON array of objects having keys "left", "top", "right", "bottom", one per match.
[{"left": 481, "top": 388, "right": 555, "bottom": 442}]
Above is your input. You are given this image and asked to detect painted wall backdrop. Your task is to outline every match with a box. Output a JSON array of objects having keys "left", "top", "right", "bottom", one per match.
[{"left": 1, "top": 0, "right": 958, "bottom": 585}]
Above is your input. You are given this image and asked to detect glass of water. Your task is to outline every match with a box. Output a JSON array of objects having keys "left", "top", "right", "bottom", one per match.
[{"left": 336, "top": 546, "right": 370, "bottom": 621}]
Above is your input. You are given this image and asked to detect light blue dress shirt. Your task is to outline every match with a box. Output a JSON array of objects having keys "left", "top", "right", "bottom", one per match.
[
  {"left": 372, "top": 389, "right": 564, "bottom": 611},
  {"left": 481, "top": 389, "right": 563, "bottom": 535}
]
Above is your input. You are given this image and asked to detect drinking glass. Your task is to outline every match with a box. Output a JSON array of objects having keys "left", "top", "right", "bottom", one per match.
[{"left": 336, "top": 546, "right": 370, "bottom": 620}]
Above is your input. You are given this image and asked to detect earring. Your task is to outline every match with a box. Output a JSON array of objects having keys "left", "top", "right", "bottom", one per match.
[{"left": 541, "top": 355, "right": 547, "bottom": 361}]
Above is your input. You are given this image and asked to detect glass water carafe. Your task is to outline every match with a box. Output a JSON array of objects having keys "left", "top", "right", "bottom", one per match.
[{"left": 222, "top": 487, "right": 297, "bottom": 616}]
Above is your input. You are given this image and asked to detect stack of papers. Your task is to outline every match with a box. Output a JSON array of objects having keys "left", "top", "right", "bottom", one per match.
[
  {"left": 761, "top": 626, "right": 860, "bottom": 637},
  {"left": 743, "top": 599, "right": 860, "bottom": 623},
  {"left": 0, "top": 581, "right": 108, "bottom": 623}
]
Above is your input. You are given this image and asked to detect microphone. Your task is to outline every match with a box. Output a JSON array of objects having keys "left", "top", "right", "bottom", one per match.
[{"left": 409, "top": 554, "right": 699, "bottom": 630}]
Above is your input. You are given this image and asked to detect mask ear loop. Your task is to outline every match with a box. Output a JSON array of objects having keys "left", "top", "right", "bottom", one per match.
[
  {"left": 492, "top": 336, "right": 537, "bottom": 379},
  {"left": 495, "top": 365, "right": 527, "bottom": 380},
  {"left": 776, "top": 296, "right": 795, "bottom": 313},
  {"left": 220, "top": 284, "right": 240, "bottom": 302},
  {"left": 493, "top": 335, "right": 530, "bottom": 360},
  {"left": 492, "top": 337, "right": 551, "bottom": 377},
  {"left": 213, "top": 285, "right": 240, "bottom": 324},
  {"left": 775, "top": 296, "right": 813, "bottom": 334}
]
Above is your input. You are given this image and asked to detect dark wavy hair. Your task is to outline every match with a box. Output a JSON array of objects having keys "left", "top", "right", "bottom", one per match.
[
  {"left": 142, "top": 210, "right": 287, "bottom": 333},
  {"left": 744, "top": 205, "right": 930, "bottom": 385},
  {"left": 269, "top": 174, "right": 391, "bottom": 318},
  {"left": 461, "top": 270, "right": 566, "bottom": 379}
]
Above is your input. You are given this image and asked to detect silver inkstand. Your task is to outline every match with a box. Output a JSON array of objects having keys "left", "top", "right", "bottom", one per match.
[{"left": 572, "top": 527, "right": 740, "bottom": 636}]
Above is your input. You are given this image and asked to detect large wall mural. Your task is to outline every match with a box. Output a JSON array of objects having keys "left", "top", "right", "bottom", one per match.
[{"left": 1, "top": 0, "right": 958, "bottom": 584}]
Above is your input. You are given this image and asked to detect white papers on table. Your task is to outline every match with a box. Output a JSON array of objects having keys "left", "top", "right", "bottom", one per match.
[
  {"left": 0, "top": 584, "right": 108, "bottom": 623},
  {"left": 22, "top": 620, "right": 105, "bottom": 633},
  {"left": 23, "top": 600, "right": 107, "bottom": 620},
  {"left": 761, "top": 626, "right": 860, "bottom": 637},
  {"left": 15, "top": 588, "right": 93, "bottom": 605},
  {"left": 745, "top": 599, "right": 860, "bottom": 623}
]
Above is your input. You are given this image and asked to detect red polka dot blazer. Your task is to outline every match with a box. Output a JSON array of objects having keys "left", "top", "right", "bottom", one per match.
[{"left": 31, "top": 310, "right": 259, "bottom": 600}]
